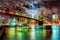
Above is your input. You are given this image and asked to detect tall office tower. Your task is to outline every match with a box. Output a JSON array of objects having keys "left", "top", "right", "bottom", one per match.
[{"left": 52, "top": 13, "right": 59, "bottom": 24}]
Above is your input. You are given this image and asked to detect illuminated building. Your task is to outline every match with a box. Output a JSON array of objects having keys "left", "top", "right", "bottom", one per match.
[{"left": 52, "top": 13, "right": 59, "bottom": 24}]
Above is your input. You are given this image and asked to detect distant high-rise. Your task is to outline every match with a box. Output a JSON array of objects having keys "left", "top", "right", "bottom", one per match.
[{"left": 52, "top": 13, "right": 59, "bottom": 24}]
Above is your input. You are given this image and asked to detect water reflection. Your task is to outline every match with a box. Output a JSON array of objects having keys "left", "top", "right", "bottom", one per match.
[
  {"left": 6, "top": 27, "right": 15, "bottom": 40},
  {"left": 40, "top": 29, "right": 46, "bottom": 40},
  {"left": 51, "top": 25, "right": 59, "bottom": 40},
  {"left": 4, "top": 25, "right": 60, "bottom": 40},
  {"left": 35, "top": 25, "right": 40, "bottom": 40},
  {"left": 30, "top": 24, "right": 36, "bottom": 40},
  {"left": 16, "top": 31, "right": 26, "bottom": 40}
]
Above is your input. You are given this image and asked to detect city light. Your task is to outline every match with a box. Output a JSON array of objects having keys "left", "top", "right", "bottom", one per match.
[
  {"left": 51, "top": 24, "right": 59, "bottom": 40},
  {"left": 0, "top": 0, "right": 60, "bottom": 40},
  {"left": 30, "top": 24, "right": 36, "bottom": 40}
]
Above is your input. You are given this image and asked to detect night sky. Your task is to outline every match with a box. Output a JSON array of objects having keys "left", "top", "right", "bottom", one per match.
[{"left": 0, "top": 0, "right": 60, "bottom": 21}]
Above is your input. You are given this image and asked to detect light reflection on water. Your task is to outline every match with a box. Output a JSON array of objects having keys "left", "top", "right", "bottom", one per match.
[
  {"left": 5, "top": 25, "right": 60, "bottom": 40},
  {"left": 16, "top": 31, "right": 26, "bottom": 40},
  {"left": 35, "top": 25, "right": 40, "bottom": 40},
  {"left": 30, "top": 25, "right": 36, "bottom": 40},
  {"left": 51, "top": 25, "right": 60, "bottom": 40},
  {"left": 6, "top": 27, "right": 15, "bottom": 40}
]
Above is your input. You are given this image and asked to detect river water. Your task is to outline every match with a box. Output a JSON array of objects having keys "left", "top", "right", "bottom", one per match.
[{"left": 1, "top": 25, "right": 60, "bottom": 40}]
